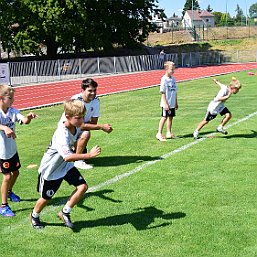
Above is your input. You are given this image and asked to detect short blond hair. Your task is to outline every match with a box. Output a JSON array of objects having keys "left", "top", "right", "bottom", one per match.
[
  {"left": 0, "top": 84, "right": 15, "bottom": 97},
  {"left": 64, "top": 99, "right": 85, "bottom": 117},
  {"left": 164, "top": 61, "right": 175, "bottom": 70},
  {"left": 230, "top": 77, "right": 241, "bottom": 90}
]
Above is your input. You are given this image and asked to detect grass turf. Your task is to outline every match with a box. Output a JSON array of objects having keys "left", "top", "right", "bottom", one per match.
[{"left": 0, "top": 70, "right": 257, "bottom": 257}]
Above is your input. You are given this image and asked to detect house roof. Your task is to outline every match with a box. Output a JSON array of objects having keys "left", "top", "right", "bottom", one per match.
[{"left": 185, "top": 10, "right": 214, "bottom": 20}]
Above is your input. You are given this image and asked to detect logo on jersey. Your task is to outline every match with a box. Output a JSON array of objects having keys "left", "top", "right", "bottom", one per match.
[
  {"left": 3, "top": 162, "right": 10, "bottom": 169},
  {"left": 46, "top": 190, "right": 55, "bottom": 198},
  {"left": 90, "top": 107, "right": 94, "bottom": 112}
]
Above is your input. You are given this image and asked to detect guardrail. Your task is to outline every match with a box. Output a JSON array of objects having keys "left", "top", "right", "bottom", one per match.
[{"left": 5, "top": 50, "right": 257, "bottom": 86}]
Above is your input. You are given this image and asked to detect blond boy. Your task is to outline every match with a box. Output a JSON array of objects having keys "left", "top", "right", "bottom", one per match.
[
  {"left": 193, "top": 77, "right": 241, "bottom": 139},
  {"left": 30, "top": 99, "right": 101, "bottom": 229},
  {"left": 0, "top": 85, "right": 37, "bottom": 217},
  {"left": 156, "top": 61, "right": 178, "bottom": 141}
]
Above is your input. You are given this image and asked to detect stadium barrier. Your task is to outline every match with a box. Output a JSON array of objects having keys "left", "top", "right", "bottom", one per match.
[{"left": 7, "top": 50, "right": 257, "bottom": 86}]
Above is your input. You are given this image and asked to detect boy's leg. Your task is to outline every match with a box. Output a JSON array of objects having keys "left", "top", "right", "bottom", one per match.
[
  {"left": 8, "top": 170, "right": 21, "bottom": 202},
  {"left": 74, "top": 131, "right": 93, "bottom": 170},
  {"left": 58, "top": 167, "right": 88, "bottom": 228},
  {"left": 156, "top": 117, "right": 167, "bottom": 141},
  {"left": 217, "top": 109, "right": 232, "bottom": 134},
  {"left": 30, "top": 198, "right": 49, "bottom": 229},
  {"left": 58, "top": 184, "right": 88, "bottom": 229},
  {"left": 1, "top": 173, "right": 11, "bottom": 205},
  {"left": 0, "top": 173, "right": 15, "bottom": 217}
]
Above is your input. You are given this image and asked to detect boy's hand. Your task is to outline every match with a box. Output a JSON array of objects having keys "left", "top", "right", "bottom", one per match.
[
  {"left": 4, "top": 127, "right": 16, "bottom": 139},
  {"left": 88, "top": 145, "right": 101, "bottom": 158},
  {"left": 102, "top": 124, "right": 113, "bottom": 133},
  {"left": 27, "top": 112, "right": 38, "bottom": 120}
]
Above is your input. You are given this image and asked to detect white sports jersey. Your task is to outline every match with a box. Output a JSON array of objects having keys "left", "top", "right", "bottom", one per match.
[
  {"left": 59, "top": 94, "right": 100, "bottom": 125},
  {"left": 160, "top": 75, "right": 177, "bottom": 108},
  {"left": 38, "top": 123, "right": 81, "bottom": 180},
  {"left": 207, "top": 83, "right": 229, "bottom": 115},
  {"left": 0, "top": 107, "right": 24, "bottom": 159}
]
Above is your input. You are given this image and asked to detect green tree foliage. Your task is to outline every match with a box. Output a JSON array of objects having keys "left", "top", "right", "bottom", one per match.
[
  {"left": 182, "top": 0, "right": 200, "bottom": 16},
  {"left": 249, "top": 2, "right": 257, "bottom": 18},
  {"left": 0, "top": 0, "right": 159, "bottom": 58}
]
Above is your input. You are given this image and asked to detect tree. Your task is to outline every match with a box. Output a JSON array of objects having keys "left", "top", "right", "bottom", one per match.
[
  {"left": 0, "top": 0, "right": 160, "bottom": 58},
  {"left": 182, "top": 0, "right": 200, "bottom": 17},
  {"left": 235, "top": 4, "right": 245, "bottom": 24},
  {"left": 213, "top": 12, "right": 223, "bottom": 26},
  {"left": 206, "top": 4, "right": 213, "bottom": 12},
  {"left": 249, "top": 3, "right": 257, "bottom": 18}
]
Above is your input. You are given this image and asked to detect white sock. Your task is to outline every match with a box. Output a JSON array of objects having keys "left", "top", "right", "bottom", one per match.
[
  {"left": 63, "top": 205, "right": 72, "bottom": 214},
  {"left": 32, "top": 210, "right": 40, "bottom": 218}
]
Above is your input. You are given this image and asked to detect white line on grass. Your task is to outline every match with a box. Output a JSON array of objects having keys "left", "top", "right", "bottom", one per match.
[
  {"left": 6, "top": 110, "right": 257, "bottom": 231},
  {"left": 89, "top": 110, "right": 257, "bottom": 192}
]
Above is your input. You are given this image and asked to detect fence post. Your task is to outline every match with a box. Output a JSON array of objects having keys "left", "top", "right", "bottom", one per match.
[
  {"left": 97, "top": 57, "right": 100, "bottom": 74},
  {"left": 34, "top": 60, "right": 38, "bottom": 83},
  {"left": 57, "top": 59, "right": 61, "bottom": 80},
  {"left": 114, "top": 56, "right": 116, "bottom": 73},
  {"left": 79, "top": 58, "right": 82, "bottom": 77}
]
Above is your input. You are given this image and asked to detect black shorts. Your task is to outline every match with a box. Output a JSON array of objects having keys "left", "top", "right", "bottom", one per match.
[
  {"left": 0, "top": 152, "right": 21, "bottom": 174},
  {"left": 37, "top": 167, "right": 87, "bottom": 200},
  {"left": 204, "top": 107, "right": 230, "bottom": 122},
  {"left": 161, "top": 108, "right": 176, "bottom": 117}
]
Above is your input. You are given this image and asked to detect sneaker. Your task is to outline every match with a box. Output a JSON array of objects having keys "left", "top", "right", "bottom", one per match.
[
  {"left": 193, "top": 130, "right": 199, "bottom": 139},
  {"left": 58, "top": 211, "right": 74, "bottom": 229},
  {"left": 30, "top": 213, "right": 44, "bottom": 229},
  {"left": 216, "top": 126, "right": 228, "bottom": 135},
  {"left": 0, "top": 205, "right": 15, "bottom": 217},
  {"left": 156, "top": 133, "right": 167, "bottom": 142},
  {"left": 8, "top": 191, "right": 21, "bottom": 202},
  {"left": 74, "top": 160, "right": 93, "bottom": 170}
]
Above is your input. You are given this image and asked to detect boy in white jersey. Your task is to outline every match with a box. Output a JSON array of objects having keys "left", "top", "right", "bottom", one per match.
[
  {"left": 156, "top": 61, "right": 178, "bottom": 141},
  {"left": 0, "top": 85, "right": 37, "bottom": 217},
  {"left": 30, "top": 100, "right": 101, "bottom": 229},
  {"left": 193, "top": 77, "right": 241, "bottom": 139},
  {"left": 59, "top": 78, "right": 112, "bottom": 170}
]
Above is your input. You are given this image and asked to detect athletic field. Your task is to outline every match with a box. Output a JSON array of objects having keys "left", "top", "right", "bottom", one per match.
[{"left": 1, "top": 65, "right": 257, "bottom": 257}]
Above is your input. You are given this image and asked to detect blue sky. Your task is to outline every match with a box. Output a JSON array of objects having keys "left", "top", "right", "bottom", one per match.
[{"left": 157, "top": 0, "right": 257, "bottom": 17}]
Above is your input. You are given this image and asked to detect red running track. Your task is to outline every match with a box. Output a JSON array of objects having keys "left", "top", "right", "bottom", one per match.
[{"left": 13, "top": 63, "right": 257, "bottom": 110}]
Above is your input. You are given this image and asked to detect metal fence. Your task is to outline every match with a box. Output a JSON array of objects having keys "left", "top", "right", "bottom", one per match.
[{"left": 7, "top": 50, "right": 257, "bottom": 86}]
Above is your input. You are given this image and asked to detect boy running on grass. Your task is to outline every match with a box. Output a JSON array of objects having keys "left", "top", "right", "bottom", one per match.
[
  {"left": 193, "top": 77, "right": 241, "bottom": 139},
  {"left": 156, "top": 61, "right": 178, "bottom": 141},
  {"left": 0, "top": 84, "right": 37, "bottom": 217},
  {"left": 30, "top": 99, "right": 101, "bottom": 229}
]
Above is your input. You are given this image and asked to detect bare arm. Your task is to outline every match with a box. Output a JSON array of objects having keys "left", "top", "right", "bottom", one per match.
[
  {"left": 22, "top": 112, "right": 38, "bottom": 124},
  {"left": 80, "top": 117, "right": 113, "bottom": 133},
  {"left": 64, "top": 145, "right": 101, "bottom": 162},
  {"left": 0, "top": 124, "right": 16, "bottom": 139}
]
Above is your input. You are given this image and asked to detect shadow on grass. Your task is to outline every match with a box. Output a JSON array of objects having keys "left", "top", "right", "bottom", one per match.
[
  {"left": 46, "top": 206, "right": 186, "bottom": 232},
  {"left": 222, "top": 130, "right": 257, "bottom": 139},
  {"left": 88, "top": 155, "right": 162, "bottom": 167}
]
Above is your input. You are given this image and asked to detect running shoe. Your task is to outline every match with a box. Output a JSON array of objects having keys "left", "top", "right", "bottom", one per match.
[
  {"left": 58, "top": 211, "right": 74, "bottom": 229},
  {"left": 74, "top": 160, "right": 93, "bottom": 170},
  {"left": 0, "top": 205, "right": 15, "bottom": 217},
  {"left": 30, "top": 213, "right": 44, "bottom": 229},
  {"left": 8, "top": 191, "right": 21, "bottom": 202}
]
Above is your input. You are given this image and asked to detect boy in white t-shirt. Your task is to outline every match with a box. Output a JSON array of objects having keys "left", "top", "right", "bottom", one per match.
[
  {"left": 30, "top": 100, "right": 101, "bottom": 229},
  {"left": 0, "top": 85, "right": 37, "bottom": 217},
  {"left": 156, "top": 61, "right": 178, "bottom": 141},
  {"left": 59, "top": 78, "right": 112, "bottom": 170},
  {"left": 193, "top": 77, "right": 241, "bottom": 139}
]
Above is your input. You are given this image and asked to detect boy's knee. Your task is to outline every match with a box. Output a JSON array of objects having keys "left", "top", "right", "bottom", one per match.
[
  {"left": 79, "top": 131, "right": 90, "bottom": 141},
  {"left": 78, "top": 183, "right": 88, "bottom": 194}
]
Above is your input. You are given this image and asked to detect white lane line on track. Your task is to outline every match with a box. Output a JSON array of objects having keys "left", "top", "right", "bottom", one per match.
[{"left": 6, "top": 110, "right": 257, "bottom": 231}]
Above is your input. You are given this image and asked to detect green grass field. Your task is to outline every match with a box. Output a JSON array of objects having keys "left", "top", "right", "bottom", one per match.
[{"left": 1, "top": 70, "right": 257, "bottom": 257}]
